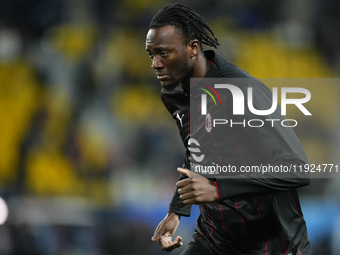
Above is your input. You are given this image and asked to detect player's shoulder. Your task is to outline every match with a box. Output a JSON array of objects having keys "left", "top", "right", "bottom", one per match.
[
  {"left": 212, "top": 51, "right": 253, "bottom": 79},
  {"left": 204, "top": 50, "right": 271, "bottom": 95}
]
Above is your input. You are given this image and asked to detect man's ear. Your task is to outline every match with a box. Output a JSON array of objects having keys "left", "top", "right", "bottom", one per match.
[{"left": 189, "top": 39, "right": 200, "bottom": 58}]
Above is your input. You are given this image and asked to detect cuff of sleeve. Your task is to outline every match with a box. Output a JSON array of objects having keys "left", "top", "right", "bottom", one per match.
[
  {"left": 214, "top": 181, "right": 220, "bottom": 201},
  {"left": 168, "top": 207, "right": 191, "bottom": 217},
  {"left": 215, "top": 178, "right": 237, "bottom": 200}
]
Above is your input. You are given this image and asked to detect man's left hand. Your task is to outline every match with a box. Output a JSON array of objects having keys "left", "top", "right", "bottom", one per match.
[{"left": 176, "top": 168, "right": 218, "bottom": 205}]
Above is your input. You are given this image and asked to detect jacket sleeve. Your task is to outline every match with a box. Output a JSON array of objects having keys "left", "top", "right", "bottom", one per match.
[{"left": 215, "top": 80, "right": 311, "bottom": 200}]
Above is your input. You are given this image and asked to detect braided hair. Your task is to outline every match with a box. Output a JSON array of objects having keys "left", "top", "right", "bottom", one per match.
[{"left": 149, "top": 3, "right": 219, "bottom": 49}]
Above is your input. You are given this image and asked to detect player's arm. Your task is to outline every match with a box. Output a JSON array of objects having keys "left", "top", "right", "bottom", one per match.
[
  {"left": 168, "top": 172, "right": 193, "bottom": 216},
  {"left": 159, "top": 94, "right": 193, "bottom": 215},
  {"left": 214, "top": 81, "right": 311, "bottom": 200},
  {"left": 152, "top": 165, "right": 192, "bottom": 251}
]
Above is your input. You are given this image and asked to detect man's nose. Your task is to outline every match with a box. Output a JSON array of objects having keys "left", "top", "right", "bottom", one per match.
[{"left": 151, "top": 56, "right": 163, "bottom": 69}]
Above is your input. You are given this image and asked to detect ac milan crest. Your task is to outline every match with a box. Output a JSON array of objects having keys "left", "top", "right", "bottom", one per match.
[{"left": 205, "top": 113, "right": 212, "bottom": 133}]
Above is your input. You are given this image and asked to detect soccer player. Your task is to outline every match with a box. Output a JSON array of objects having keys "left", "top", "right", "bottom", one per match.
[{"left": 146, "top": 4, "right": 311, "bottom": 255}]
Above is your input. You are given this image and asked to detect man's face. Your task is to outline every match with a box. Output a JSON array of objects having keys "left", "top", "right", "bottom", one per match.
[{"left": 146, "top": 26, "right": 192, "bottom": 90}]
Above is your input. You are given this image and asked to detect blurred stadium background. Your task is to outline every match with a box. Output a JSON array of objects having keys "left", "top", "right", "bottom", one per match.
[{"left": 0, "top": 0, "right": 339, "bottom": 254}]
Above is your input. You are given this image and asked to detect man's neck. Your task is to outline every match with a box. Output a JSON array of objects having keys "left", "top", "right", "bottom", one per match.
[{"left": 181, "top": 52, "right": 212, "bottom": 91}]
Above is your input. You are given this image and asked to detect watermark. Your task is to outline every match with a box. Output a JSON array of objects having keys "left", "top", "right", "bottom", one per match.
[
  {"left": 189, "top": 78, "right": 340, "bottom": 178},
  {"left": 191, "top": 162, "right": 338, "bottom": 177},
  {"left": 199, "top": 83, "right": 311, "bottom": 116},
  {"left": 196, "top": 79, "right": 311, "bottom": 130}
]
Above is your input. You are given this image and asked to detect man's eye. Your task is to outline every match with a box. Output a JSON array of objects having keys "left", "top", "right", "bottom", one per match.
[
  {"left": 161, "top": 52, "right": 168, "bottom": 57},
  {"left": 148, "top": 53, "right": 153, "bottom": 59}
]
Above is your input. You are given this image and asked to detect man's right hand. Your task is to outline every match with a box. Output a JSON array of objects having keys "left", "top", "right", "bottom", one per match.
[{"left": 151, "top": 212, "right": 183, "bottom": 252}]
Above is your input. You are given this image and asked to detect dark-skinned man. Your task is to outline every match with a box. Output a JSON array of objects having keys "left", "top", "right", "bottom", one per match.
[{"left": 146, "top": 4, "right": 311, "bottom": 255}]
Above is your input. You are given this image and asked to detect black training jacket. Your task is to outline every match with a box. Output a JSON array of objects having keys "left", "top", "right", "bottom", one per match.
[{"left": 160, "top": 50, "right": 311, "bottom": 255}]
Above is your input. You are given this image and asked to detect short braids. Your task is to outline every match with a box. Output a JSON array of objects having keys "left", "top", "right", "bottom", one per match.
[{"left": 149, "top": 3, "right": 219, "bottom": 49}]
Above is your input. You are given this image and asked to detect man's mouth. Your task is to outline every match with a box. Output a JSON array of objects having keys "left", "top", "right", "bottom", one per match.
[{"left": 157, "top": 74, "right": 170, "bottom": 80}]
